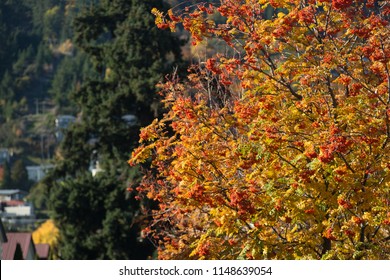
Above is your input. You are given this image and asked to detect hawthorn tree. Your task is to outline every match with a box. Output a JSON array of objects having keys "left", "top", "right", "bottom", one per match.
[{"left": 130, "top": 0, "right": 390, "bottom": 259}]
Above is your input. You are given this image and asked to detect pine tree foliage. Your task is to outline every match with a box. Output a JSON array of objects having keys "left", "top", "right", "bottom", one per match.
[{"left": 48, "top": 0, "right": 184, "bottom": 259}]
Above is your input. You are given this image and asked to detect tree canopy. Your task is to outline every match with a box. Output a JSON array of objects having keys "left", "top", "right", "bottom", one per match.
[
  {"left": 48, "top": 0, "right": 183, "bottom": 259},
  {"left": 130, "top": 0, "right": 390, "bottom": 259}
]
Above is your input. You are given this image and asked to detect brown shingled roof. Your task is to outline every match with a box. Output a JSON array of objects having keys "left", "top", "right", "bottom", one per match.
[
  {"left": 35, "top": 243, "right": 50, "bottom": 259},
  {"left": 2, "top": 232, "right": 34, "bottom": 260}
]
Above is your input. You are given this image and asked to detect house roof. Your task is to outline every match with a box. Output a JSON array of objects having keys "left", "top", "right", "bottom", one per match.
[
  {"left": 3, "top": 200, "right": 25, "bottom": 206},
  {"left": 2, "top": 232, "right": 34, "bottom": 260},
  {"left": 35, "top": 244, "right": 50, "bottom": 259},
  {"left": 0, "top": 189, "right": 28, "bottom": 196}
]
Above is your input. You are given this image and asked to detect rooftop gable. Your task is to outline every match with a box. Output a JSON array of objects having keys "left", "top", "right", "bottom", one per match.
[
  {"left": 2, "top": 232, "right": 35, "bottom": 260},
  {"left": 35, "top": 243, "right": 50, "bottom": 259},
  {"left": 0, "top": 189, "right": 28, "bottom": 196}
]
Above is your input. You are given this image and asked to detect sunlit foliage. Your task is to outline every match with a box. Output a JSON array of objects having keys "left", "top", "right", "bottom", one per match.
[{"left": 130, "top": 0, "right": 390, "bottom": 259}]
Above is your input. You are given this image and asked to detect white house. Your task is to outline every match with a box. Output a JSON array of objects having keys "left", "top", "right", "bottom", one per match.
[
  {"left": 0, "top": 190, "right": 35, "bottom": 228},
  {"left": 4, "top": 203, "right": 34, "bottom": 217},
  {"left": 0, "top": 189, "right": 28, "bottom": 202}
]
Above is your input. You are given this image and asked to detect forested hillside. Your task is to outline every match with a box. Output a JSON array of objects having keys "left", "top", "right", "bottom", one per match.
[
  {"left": 0, "top": 0, "right": 187, "bottom": 259},
  {"left": 0, "top": 0, "right": 90, "bottom": 119},
  {"left": 0, "top": 0, "right": 93, "bottom": 180}
]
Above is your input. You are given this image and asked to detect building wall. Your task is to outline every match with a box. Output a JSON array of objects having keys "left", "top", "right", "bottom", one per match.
[
  {"left": 26, "top": 243, "right": 35, "bottom": 260},
  {"left": 0, "top": 190, "right": 28, "bottom": 201},
  {"left": 26, "top": 165, "right": 54, "bottom": 182},
  {"left": 4, "top": 205, "right": 34, "bottom": 216}
]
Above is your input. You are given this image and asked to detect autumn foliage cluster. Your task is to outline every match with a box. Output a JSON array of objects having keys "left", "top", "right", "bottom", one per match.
[
  {"left": 32, "top": 220, "right": 59, "bottom": 249},
  {"left": 130, "top": 0, "right": 390, "bottom": 259}
]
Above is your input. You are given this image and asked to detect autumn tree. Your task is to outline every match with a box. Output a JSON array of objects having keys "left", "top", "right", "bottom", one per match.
[
  {"left": 32, "top": 219, "right": 59, "bottom": 259},
  {"left": 130, "top": 0, "right": 390, "bottom": 259}
]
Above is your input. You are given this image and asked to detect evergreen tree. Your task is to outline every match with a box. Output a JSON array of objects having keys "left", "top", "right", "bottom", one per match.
[
  {"left": 48, "top": 0, "right": 184, "bottom": 259},
  {"left": 0, "top": 71, "right": 16, "bottom": 121},
  {"left": 49, "top": 52, "right": 91, "bottom": 110},
  {"left": 50, "top": 167, "right": 152, "bottom": 259},
  {"left": 72, "top": 0, "right": 184, "bottom": 124},
  {"left": 10, "top": 159, "right": 30, "bottom": 191},
  {"left": 0, "top": 0, "right": 48, "bottom": 121},
  {"left": 1, "top": 161, "right": 12, "bottom": 189}
]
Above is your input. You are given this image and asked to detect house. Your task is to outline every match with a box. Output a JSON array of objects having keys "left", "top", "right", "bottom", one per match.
[
  {"left": 0, "top": 221, "right": 50, "bottom": 260},
  {"left": 0, "top": 189, "right": 36, "bottom": 228},
  {"left": 0, "top": 189, "right": 28, "bottom": 202},
  {"left": 0, "top": 201, "right": 36, "bottom": 228},
  {"left": 3, "top": 201, "right": 35, "bottom": 217},
  {"left": 1, "top": 232, "right": 36, "bottom": 260},
  {"left": 26, "top": 164, "right": 54, "bottom": 182},
  {"left": 35, "top": 243, "right": 50, "bottom": 260},
  {"left": 55, "top": 115, "right": 76, "bottom": 129},
  {"left": 55, "top": 115, "right": 76, "bottom": 141}
]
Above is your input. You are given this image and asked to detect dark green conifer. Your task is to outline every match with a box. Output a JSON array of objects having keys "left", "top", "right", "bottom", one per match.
[{"left": 48, "top": 0, "right": 183, "bottom": 259}]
